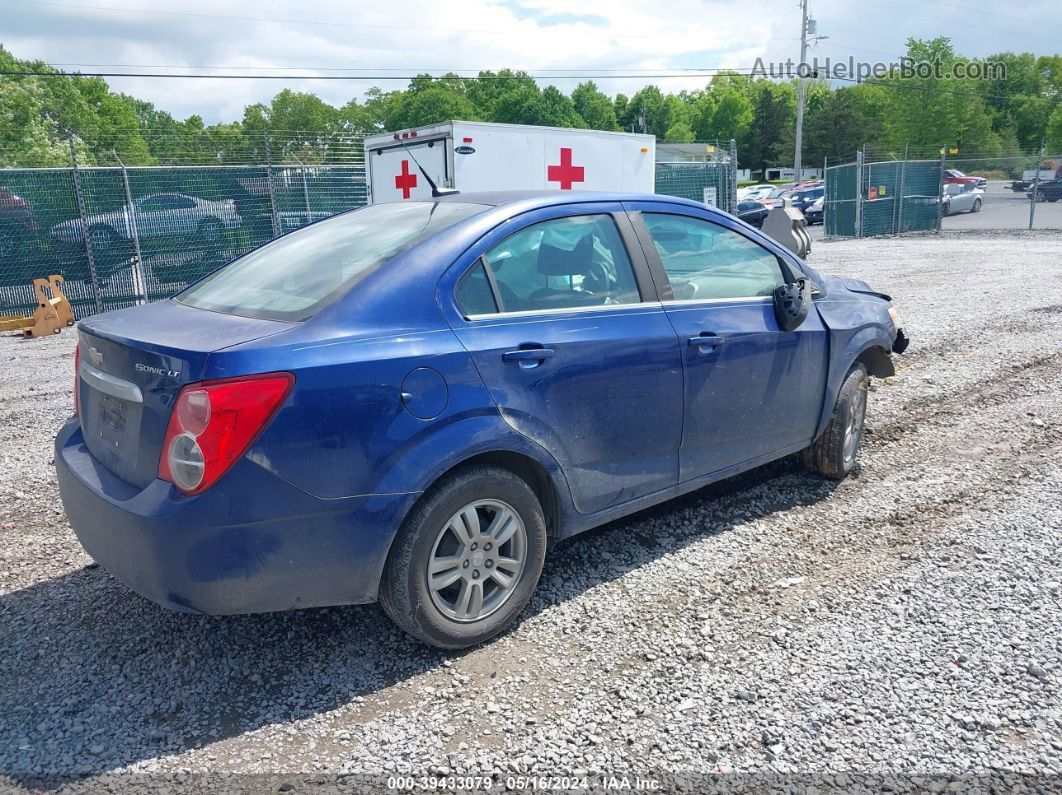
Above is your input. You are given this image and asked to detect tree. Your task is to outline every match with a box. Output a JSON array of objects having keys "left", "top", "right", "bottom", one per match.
[
  {"left": 613, "top": 94, "right": 629, "bottom": 130},
  {"left": 650, "top": 95, "right": 690, "bottom": 140},
  {"left": 465, "top": 70, "right": 537, "bottom": 119},
  {"left": 1048, "top": 106, "right": 1062, "bottom": 152},
  {"left": 664, "top": 122, "right": 695, "bottom": 143},
  {"left": 400, "top": 86, "right": 478, "bottom": 128},
  {"left": 803, "top": 84, "right": 886, "bottom": 164},
  {"left": 1, "top": 41, "right": 1058, "bottom": 172},
  {"left": 492, "top": 83, "right": 545, "bottom": 125},
  {"left": 740, "top": 81, "right": 794, "bottom": 173},
  {"left": 621, "top": 86, "right": 665, "bottom": 134},
  {"left": 571, "top": 81, "right": 617, "bottom": 131},
  {"left": 692, "top": 75, "right": 754, "bottom": 144},
  {"left": 538, "top": 86, "right": 585, "bottom": 128}
]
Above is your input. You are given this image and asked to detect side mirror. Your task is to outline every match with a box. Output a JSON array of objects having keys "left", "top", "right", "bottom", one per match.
[{"left": 773, "top": 278, "right": 810, "bottom": 332}]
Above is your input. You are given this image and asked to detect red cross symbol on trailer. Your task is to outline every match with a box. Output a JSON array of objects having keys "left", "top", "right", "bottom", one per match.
[
  {"left": 395, "top": 160, "right": 418, "bottom": 199},
  {"left": 547, "top": 147, "right": 585, "bottom": 190}
]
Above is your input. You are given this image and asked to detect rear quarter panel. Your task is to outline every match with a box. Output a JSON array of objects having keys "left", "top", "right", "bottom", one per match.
[{"left": 209, "top": 326, "right": 573, "bottom": 512}]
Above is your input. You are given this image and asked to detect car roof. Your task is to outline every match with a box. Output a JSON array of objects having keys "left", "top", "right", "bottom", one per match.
[{"left": 431, "top": 190, "right": 707, "bottom": 211}]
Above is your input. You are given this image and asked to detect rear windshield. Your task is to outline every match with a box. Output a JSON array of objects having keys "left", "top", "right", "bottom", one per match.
[{"left": 176, "top": 201, "right": 488, "bottom": 321}]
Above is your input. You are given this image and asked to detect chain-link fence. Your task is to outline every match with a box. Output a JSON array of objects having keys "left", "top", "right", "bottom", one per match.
[
  {"left": 940, "top": 151, "right": 1062, "bottom": 231},
  {"left": 2, "top": 130, "right": 739, "bottom": 320},
  {"left": 825, "top": 154, "right": 941, "bottom": 238},
  {"left": 655, "top": 141, "right": 738, "bottom": 213},
  {"left": 825, "top": 145, "right": 1061, "bottom": 238},
  {"left": 1, "top": 130, "right": 369, "bottom": 320}
]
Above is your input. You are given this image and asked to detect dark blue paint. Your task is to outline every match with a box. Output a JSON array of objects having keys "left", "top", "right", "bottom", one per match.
[{"left": 56, "top": 190, "right": 899, "bottom": 615}]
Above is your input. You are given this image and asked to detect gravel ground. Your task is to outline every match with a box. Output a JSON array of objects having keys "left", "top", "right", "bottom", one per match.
[{"left": 2, "top": 230, "right": 1062, "bottom": 792}]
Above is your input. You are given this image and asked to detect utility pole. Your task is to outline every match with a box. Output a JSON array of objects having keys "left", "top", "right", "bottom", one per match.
[
  {"left": 794, "top": 0, "right": 809, "bottom": 181},
  {"left": 794, "top": 2, "right": 827, "bottom": 180}
]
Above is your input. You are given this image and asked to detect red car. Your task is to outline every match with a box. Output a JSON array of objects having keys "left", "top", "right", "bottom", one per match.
[
  {"left": 944, "top": 170, "right": 987, "bottom": 190},
  {"left": 0, "top": 188, "right": 38, "bottom": 258}
]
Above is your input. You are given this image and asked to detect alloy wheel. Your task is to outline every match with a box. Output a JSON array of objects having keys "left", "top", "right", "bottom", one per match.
[
  {"left": 842, "top": 384, "right": 867, "bottom": 465},
  {"left": 427, "top": 499, "right": 527, "bottom": 623}
]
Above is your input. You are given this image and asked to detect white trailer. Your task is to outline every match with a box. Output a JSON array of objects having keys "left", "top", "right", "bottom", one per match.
[{"left": 364, "top": 121, "right": 656, "bottom": 203}]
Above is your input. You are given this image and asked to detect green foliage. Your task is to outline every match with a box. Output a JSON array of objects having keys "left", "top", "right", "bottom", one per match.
[
  {"left": 571, "top": 82, "right": 617, "bottom": 131},
  {"left": 740, "top": 81, "right": 794, "bottom": 173},
  {"left": 664, "top": 122, "right": 695, "bottom": 143},
  {"left": 1048, "top": 106, "right": 1062, "bottom": 151},
  {"left": 0, "top": 39, "right": 1058, "bottom": 171},
  {"left": 803, "top": 84, "right": 886, "bottom": 164}
]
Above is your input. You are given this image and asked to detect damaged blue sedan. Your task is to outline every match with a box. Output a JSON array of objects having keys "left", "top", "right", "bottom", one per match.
[{"left": 56, "top": 191, "right": 907, "bottom": 648}]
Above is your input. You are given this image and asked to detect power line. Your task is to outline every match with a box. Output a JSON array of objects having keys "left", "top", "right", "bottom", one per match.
[
  {"left": 43, "top": 63, "right": 757, "bottom": 74},
  {"left": 0, "top": 69, "right": 764, "bottom": 81},
  {"left": 0, "top": 68, "right": 1025, "bottom": 104}
]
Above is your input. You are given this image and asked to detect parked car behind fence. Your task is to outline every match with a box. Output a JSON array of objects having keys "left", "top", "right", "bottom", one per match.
[{"left": 50, "top": 193, "right": 241, "bottom": 249}]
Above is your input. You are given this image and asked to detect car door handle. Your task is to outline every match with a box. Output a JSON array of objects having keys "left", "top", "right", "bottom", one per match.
[
  {"left": 502, "top": 347, "right": 555, "bottom": 363},
  {"left": 687, "top": 334, "right": 726, "bottom": 349}
]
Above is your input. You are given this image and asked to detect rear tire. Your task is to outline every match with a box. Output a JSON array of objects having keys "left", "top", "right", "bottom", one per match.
[
  {"left": 803, "top": 364, "right": 868, "bottom": 479},
  {"left": 972, "top": 198, "right": 982, "bottom": 213},
  {"left": 379, "top": 467, "right": 547, "bottom": 649}
]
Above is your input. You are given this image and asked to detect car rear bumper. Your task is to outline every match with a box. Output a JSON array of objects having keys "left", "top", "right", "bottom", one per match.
[{"left": 55, "top": 418, "right": 415, "bottom": 615}]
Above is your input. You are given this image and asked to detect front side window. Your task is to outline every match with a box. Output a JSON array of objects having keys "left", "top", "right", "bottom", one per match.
[
  {"left": 641, "top": 213, "right": 785, "bottom": 301},
  {"left": 178, "top": 200, "right": 488, "bottom": 321},
  {"left": 467, "top": 214, "right": 640, "bottom": 314}
]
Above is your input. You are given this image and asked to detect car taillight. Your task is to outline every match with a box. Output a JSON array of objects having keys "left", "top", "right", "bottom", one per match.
[
  {"left": 74, "top": 345, "right": 80, "bottom": 418},
  {"left": 158, "top": 372, "right": 294, "bottom": 495}
]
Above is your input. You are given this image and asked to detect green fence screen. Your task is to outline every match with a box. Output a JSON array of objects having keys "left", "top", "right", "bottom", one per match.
[
  {"left": 825, "top": 159, "right": 941, "bottom": 238},
  {"left": 655, "top": 162, "right": 735, "bottom": 214},
  {"left": 0, "top": 164, "right": 367, "bottom": 320},
  {"left": 3, "top": 160, "right": 733, "bottom": 320}
]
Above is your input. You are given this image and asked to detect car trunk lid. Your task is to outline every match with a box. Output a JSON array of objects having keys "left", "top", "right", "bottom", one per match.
[{"left": 76, "top": 300, "right": 293, "bottom": 489}]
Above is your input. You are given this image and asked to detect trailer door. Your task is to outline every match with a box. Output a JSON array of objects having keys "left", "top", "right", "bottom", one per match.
[{"left": 368, "top": 138, "right": 449, "bottom": 202}]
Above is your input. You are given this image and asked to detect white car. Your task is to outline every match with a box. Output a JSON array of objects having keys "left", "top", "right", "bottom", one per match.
[
  {"left": 738, "top": 183, "right": 776, "bottom": 201},
  {"left": 52, "top": 193, "right": 242, "bottom": 249},
  {"left": 942, "top": 184, "right": 984, "bottom": 216}
]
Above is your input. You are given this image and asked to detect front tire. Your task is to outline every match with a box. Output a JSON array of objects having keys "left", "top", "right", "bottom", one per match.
[
  {"left": 804, "top": 364, "right": 868, "bottom": 479},
  {"left": 379, "top": 467, "right": 547, "bottom": 649},
  {"left": 972, "top": 198, "right": 982, "bottom": 213}
]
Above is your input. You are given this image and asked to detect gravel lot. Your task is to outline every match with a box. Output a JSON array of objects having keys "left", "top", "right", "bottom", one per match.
[{"left": 2, "top": 230, "right": 1061, "bottom": 791}]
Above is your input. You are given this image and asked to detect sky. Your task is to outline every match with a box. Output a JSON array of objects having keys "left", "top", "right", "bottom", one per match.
[{"left": 2, "top": 0, "right": 1059, "bottom": 124}]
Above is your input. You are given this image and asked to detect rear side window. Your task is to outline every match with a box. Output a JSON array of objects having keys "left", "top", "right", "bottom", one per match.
[
  {"left": 455, "top": 261, "right": 498, "bottom": 316},
  {"left": 642, "top": 213, "right": 784, "bottom": 301},
  {"left": 468, "top": 214, "right": 640, "bottom": 315},
  {"left": 178, "top": 201, "right": 488, "bottom": 321}
]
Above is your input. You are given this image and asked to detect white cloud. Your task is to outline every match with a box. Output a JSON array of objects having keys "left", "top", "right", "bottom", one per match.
[{"left": 2, "top": 0, "right": 1057, "bottom": 123}]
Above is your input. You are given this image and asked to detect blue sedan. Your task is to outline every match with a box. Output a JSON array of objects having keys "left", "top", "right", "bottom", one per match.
[{"left": 56, "top": 191, "right": 906, "bottom": 648}]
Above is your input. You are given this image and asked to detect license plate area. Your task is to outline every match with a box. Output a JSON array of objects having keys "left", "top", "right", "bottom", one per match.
[
  {"left": 80, "top": 378, "right": 145, "bottom": 483},
  {"left": 97, "top": 393, "right": 128, "bottom": 450}
]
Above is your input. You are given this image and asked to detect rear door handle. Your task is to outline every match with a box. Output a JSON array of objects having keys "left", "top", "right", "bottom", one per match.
[
  {"left": 687, "top": 334, "right": 726, "bottom": 350},
  {"left": 502, "top": 347, "right": 555, "bottom": 363}
]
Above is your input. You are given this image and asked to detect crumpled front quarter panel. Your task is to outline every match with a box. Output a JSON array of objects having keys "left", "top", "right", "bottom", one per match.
[{"left": 813, "top": 279, "right": 896, "bottom": 436}]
